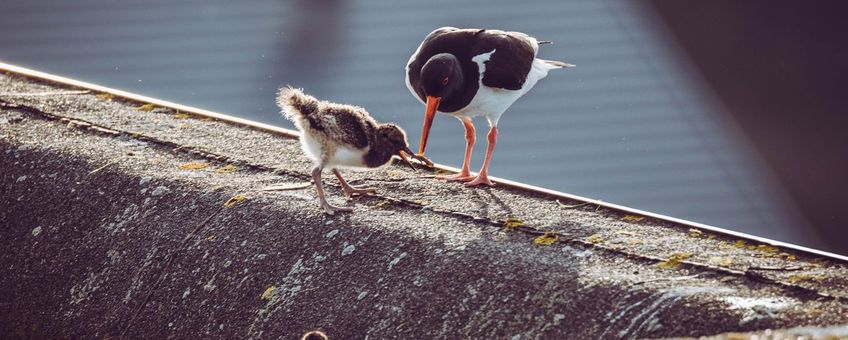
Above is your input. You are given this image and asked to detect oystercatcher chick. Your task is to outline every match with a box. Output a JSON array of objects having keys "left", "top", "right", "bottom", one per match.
[
  {"left": 406, "top": 27, "right": 574, "bottom": 186},
  {"left": 278, "top": 87, "right": 424, "bottom": 215}
]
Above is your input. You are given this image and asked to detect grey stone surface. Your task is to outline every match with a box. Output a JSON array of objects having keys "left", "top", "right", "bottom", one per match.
[
  {"left": 1, "top": 73, "right": 847, "bottom": 339},
  {"left": 662, "top": 324, "right": 848, "bottom": 340}
]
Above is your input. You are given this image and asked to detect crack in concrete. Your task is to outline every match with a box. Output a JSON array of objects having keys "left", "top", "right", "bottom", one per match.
[{"left": 118, "top": 207, "right": 224, "bottom": 338}]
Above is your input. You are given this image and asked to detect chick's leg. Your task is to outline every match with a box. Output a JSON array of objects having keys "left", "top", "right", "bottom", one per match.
[
  {"left": 312, "top": 166, "right": 353, "bottom": 214},
  {"left": 333, "top": 169, "right": 377, "bottom": 198}
]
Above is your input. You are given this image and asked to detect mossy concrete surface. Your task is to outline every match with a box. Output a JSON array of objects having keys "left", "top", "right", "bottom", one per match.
[{"left": 1, "top": 72, "right": 847, "bottom": 339}]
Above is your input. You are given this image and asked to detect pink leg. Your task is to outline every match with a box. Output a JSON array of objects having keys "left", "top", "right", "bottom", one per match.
[
  {"left": 312, "top": 166, "right": 353, "bottom": 215},
  {"left": 437, "top": 117, "right": 476, "bottom": 182},
  {"left": 333, "top": 169, "right": 377, "bottom": 198},
  {"left": 465, "top": 126, "right": 497, "bottom": 187}
]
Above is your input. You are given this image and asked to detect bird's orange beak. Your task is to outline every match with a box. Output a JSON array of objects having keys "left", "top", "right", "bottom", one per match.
[{"left": 419, "top": 96, "right": 441, "bottom": 156}]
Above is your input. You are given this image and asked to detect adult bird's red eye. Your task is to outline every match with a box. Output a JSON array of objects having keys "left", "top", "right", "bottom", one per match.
[{"left": 441, "top": 77, "right": 449, "bottom": 86}]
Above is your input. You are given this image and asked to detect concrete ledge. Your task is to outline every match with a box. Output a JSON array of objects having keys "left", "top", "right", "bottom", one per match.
[
  {"left": 1, "top": 70, "right": 847, "bottom": 339},
  {"left": 670, "top": 325, "right": 848, "bottom": 340}
]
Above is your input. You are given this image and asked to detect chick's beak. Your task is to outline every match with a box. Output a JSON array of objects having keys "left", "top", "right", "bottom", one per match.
[
  {"left": 398, "top": 149, "right": 417, "bottom": 171},
  {"left": 419, "top": 96, "right": 441, "bottom": 156}
]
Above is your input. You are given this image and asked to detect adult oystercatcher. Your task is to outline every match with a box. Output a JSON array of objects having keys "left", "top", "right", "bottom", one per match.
[
  {"left": 278, "top": 86, "right": 427, "bottom": 214},
  {"left": 406, "top": 27, "right": 573, "bottom": 186}
]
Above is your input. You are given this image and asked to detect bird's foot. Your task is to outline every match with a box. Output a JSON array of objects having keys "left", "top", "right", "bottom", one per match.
[
  {"left": 321, "top": 202, "right": 354, "bottom": 215},
  {"left": 437, "top": 171, "right": 474, "bottom": 182},
  {"left": 343, "top": 186, "right": 377, "bottom": 198},
  {"left": 465, "top": 174, "right": 495, "bottom": 187}
]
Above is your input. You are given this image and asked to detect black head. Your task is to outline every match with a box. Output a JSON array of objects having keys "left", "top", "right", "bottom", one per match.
[
  {"left": 377, "top": 123, "right": 413, "bottom": 155},
  {"left": 420, "top": 53, "right": 464, "bottom": 98},
  {"left": 375, "top": 123, "right": 418, "bottom": 170}
]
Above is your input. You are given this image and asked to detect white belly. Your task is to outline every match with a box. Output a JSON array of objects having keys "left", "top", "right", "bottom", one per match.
[
  {"left": 451, "top": 52, "right": 554, "bottom": 126},
  {"left": 451, "top": 86, "right": 524, "bottom": 125},
  {"left": 328, "top": 146, "right": 367, "bottom": 168},
  {"left": 301, "top": 133, "right": 367, "bottom": 168},
  {"left": 300, "top": 133, "right": 323, "bottom": 163}
]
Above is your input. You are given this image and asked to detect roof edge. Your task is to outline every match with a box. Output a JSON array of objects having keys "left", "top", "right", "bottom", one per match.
[{"left": 2, "top": 60, "right": 845, "bottom": 262}]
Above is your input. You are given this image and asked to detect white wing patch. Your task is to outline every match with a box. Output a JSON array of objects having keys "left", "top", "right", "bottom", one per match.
[
  {"left": 471, "top": 49, "right": 496, "bottom": 83},
  {"left": 452, "top": 50, "right": 557, "bottom": 126}
]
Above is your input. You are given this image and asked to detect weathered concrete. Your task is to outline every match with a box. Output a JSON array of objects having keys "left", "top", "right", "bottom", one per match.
[
  {"left": 1, "top": 71, "right": 847, "bottom": 339},
  {"left": 665, "top": 324, "right": 848, "bottom": 340}
]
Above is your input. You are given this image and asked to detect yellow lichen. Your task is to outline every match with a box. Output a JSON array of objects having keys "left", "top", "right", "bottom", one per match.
[
  {"left": 216, "top": 164, "right": 237, "bottom": 173},
  {"left": 503, "top": 218, "right": 524, "bottom": 231},
  {"left": 178, "top": 162, "right": 209, "bottom": 170},
  {"left": 534, "top": 232, "right": 559, "bottom": 246},
  {"left": 587, "top": 234, "right": 604, "bottom": 244},
  {"left": 688, "top": 228, "right": 703, "bottom": 238},
  {"left": 787, "top": 274, "right": 823, "bottom": 284},
  {"left": 136, "top": 103, "right": 156, "bottom": 111},
  {"left": 223, "top": 193, "right": 247, "bottom": 208},
  {"left": 260, "top": 286, "right": 275, "bottom": 301},
  {"left": 96, "top": 93, "right": 115, "bottom": 100},
  {"left": 621, "top": 215, "right": 644, "bottom": 222},
  {"left": 733, "top": 240, "right": 747, "bottom": 248},
  {"left": 779, "top": 253, "right": 797, "bottom": 261},
  {"left": 657, "top": 252, "right": 693, "bottom": 270},
  {"left": 756, "top": 244, "right": 779, "bottom": 254},
  {"left": 174, "top": 111, "right": 191, "bottom": 119}
]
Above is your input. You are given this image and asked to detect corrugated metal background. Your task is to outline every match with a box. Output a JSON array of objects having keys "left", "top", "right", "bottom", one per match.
[{"left": 0, "top": 0, "right": 820, "bottom": 249}]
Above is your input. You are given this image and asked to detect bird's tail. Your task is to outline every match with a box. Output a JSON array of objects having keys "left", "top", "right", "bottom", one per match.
[
  {"left": 277, "top": 86, "right": 320, "bottom": 123},
  {"left": 541, "top": 59, "right": 576, "bottom": 69}
]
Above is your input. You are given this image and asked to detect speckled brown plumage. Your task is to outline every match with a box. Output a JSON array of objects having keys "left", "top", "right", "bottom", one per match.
[
  {"left": 278, "top": 87, "right": 376, "bottom": 158},
  {"left": 277, "top": 86, "right": 421, "bottom": 214}
]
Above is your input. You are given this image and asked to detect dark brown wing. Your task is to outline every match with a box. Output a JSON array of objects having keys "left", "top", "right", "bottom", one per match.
[{"left": 322, "top": 105, "right": 373, "bottom": 149}]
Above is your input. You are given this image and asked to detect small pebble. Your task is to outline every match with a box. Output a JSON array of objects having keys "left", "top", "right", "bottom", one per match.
[
  {"left": 150, "top": 185, "right": 171, "bottom": 197},
  {"left": 342, "top": 244, "right": 355, "bottom": 256},
  {"left": 325, "top": 229, "right": 339, "bottom": 238}
]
